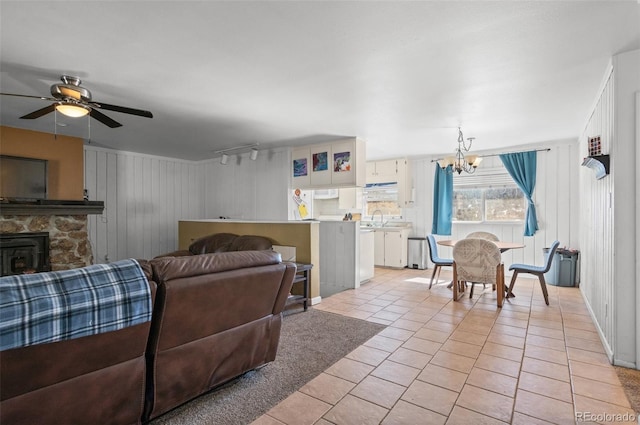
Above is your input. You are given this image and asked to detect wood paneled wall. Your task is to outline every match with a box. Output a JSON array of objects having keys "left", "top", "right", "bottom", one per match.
[
  {"left": 84, "top": 146, "right": 204, "bottom": 262},
  {"left": 579, "top": 50, "right": 640, "bottom": 369},
  {"left": 404, "top": 140, "right": 581, "bottom": 273},
  {"left": 85, "top": 146, "right": 291, "bottom": 262},
  {"left": 201, "top": 148, "right": 290, "bottom": 221},
  {"left": 579, "top": 68, "right": 615, "bottom": 358}
]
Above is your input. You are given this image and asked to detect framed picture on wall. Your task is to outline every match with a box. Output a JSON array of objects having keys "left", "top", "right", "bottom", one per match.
[
  {"left": 293, "top": 158, "right": 308, "bottom": 177},
  {"left": 313, "top": 152, "right": 328, "bottom": 172},
  {"left": 334, "top": 151, "right": 351, "bottom": 172}
]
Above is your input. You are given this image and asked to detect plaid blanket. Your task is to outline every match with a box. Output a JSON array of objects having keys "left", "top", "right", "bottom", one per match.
[{"left": 0, "top": 259, "right": 152, "bottom": 351}]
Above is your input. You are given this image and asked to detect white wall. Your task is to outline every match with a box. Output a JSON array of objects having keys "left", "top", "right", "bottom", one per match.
[
  {"left": 201, "top": 147, "right": 290, "bottom": 221},
  {"left": 579, "top": 49, "right": 639, "bottom": 369},
  {"left": 404, "top": 140, "right": 581, "bottom": 271},
  {"left": 85, "top": 145, "right": 291, "bottom": 262},
  {"left": 84, "top": 146, "right": 205, "bottom": 262}
]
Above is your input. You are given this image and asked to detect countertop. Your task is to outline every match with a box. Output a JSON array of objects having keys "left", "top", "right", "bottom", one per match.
[{"left": 180, "top": 219, "right": 319, "bottom": 224}]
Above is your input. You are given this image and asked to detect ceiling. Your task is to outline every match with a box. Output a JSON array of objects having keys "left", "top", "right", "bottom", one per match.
[{"left": 1, "top": 1, "right": 639, "bottom": 161}]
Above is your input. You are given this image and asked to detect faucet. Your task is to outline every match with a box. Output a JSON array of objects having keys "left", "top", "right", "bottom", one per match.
[{"left": 371, "top": 209, "right": 384, "bottom": 227}]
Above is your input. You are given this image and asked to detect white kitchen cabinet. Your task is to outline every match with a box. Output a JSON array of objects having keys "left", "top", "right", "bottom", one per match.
[
  {"left": 373, "top": 228, "right": 411, "bottom": 268},
  {"left": 396, "top": 159, "right": 414, "bottom": 208},
  {"left": 374, "top": 231, "right": 386, "bottom": 266},
  {"left": 366, "top": 159, "right": 398, "bottom": 184},
  {"left": 291, "top": 138, "right": 366, "bottom": 189},
  {"left": 309, "top": 143, "right": 333, "bottom": 186},
  {"left": 292, "top": 147, "right": 311, "bottom": 188},
  {"left": 366, "top": 158, "right": 414, "bottom": 208},
  {"left": 359, "top": 229, "right": 375, "bottom": 282},
  {"left": 338, "top": 187, "right": 363, "bottom": 210}
]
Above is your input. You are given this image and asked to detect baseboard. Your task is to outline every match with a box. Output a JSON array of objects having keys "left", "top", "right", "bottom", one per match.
[
  {"left": 580, "top": 287, "right": 615, "bottom": 364},
  {"left": 310, "top": 296, "right": 322, "bottom": 305},
  {"left": 613, "top": 359, "right": 637, "bottom": 369}
]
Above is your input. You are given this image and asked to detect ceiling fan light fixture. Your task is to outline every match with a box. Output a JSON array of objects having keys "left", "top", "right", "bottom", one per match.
[{"left": 56, "top": 102, "right": 90, "bottom": 117}]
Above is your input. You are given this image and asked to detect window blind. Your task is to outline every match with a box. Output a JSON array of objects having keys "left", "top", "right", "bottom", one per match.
[{"left": 453, "top": 167, "right": 515, "bottom": 188}]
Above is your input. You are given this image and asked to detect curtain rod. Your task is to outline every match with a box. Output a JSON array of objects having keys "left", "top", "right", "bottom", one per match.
[{"left": 430, "top": 148, "right": 551, "bottom": 163}]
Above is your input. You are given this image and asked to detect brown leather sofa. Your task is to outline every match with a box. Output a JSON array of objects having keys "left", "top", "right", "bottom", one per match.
[
  {"left": 0, "top": 261, "right": 157, "bottom": 425},
  {"left": 0, "top": 250, "right": 295, "bottom": 425},
  {"left": 156, "top": 233, "right": 274, "bottom": 258},
  {"left": 144, "top": 250, "right": 295, "bottom": 420}
]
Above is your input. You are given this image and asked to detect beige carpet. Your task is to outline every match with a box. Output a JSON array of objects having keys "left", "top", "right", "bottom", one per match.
[
  {"left": 615, "top": 366, "right": 640, "bottom": 414},
  {"left": 149, "top": 308, "right": 386, "bottom": 425}
]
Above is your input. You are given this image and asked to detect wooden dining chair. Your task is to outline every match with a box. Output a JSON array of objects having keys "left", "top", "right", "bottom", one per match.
[
  {"left": 466, "top": 231, "right": 500, "bottom": 241},
  {"left": 426, "top": 235, "right": 453, "bottom": 289},
  {"left": 507, "top": 240, "right": 560, "bottom": 305},
  {"left": 452, "top": 238, "right": 505, "bottom": 307}
]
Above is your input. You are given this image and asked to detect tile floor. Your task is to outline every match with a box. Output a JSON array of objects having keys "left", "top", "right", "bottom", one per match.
[{"left": 252, "top": 267, "right": 638, "bottom": 425}]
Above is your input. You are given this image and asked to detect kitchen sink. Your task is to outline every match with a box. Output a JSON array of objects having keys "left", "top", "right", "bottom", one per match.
[{"left": 360, "top": 222, "right": 411, "bottom": 229}]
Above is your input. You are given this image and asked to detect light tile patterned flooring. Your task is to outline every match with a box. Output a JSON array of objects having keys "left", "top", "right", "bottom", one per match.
[{"left": 252, "top": 267, "right": 638, "bottom": 425}]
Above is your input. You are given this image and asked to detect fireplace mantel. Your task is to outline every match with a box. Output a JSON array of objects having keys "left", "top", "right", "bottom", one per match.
[{"left": 0, "top": 201, "right": 104, "bottom": 216}]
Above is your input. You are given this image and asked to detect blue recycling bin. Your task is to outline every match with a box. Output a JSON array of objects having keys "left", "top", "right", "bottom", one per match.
[{"left": 544, "top": 248, "right": 579, "bottom": 287}]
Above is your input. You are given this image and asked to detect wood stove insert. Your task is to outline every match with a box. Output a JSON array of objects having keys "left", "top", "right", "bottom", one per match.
[{"left": 0, "top": 232, "right": 50, "bottom": 276}]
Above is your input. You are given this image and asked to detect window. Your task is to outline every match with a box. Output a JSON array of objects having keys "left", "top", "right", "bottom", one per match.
[
  {"left": 452, "top": 167, "right": 525, "bottom": 222},
  {"left": 363, "top": 183, "right": 403, "bottom": 219}
]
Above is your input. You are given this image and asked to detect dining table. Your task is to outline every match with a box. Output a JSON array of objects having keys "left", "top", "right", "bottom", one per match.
[
  {"left": 437, "top": 239, "right": 526, "bottom": 299},
  {"left": 437, "top": 239, "right": 525, "bottom": 253}
]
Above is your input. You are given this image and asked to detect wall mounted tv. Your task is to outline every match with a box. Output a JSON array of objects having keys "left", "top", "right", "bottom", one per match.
[{"left": 0, "top": 155, "right": 48, "bottom": 201}]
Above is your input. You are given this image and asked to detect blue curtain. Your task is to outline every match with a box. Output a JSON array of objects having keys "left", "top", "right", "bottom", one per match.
[
  {"left": 432, "top": 164, "right": 453, "bottom": 235},
  {"left": 499, "top": 151, "right": 539, "bottom": 236}
]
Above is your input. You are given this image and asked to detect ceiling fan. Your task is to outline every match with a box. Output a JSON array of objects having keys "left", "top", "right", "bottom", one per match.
[{"left": 0, "top": 75, "right": 153, "bottom": 128}]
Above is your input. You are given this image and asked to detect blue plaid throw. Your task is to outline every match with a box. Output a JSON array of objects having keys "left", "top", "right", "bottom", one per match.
[{"left": 0, "top": 259, "right": 152, "bottom": 351}]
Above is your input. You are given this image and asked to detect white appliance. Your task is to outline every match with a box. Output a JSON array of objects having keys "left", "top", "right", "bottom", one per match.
[{"left": 359, "top": 229, "right": 375, "bottom": 282}]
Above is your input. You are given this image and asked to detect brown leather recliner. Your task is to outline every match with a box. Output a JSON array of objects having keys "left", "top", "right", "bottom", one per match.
[
  {"left": 155, "top": 233, "right": 273, "bottom": 258},
  {"left": 143, "top": 250, "right": 295, "bottom": 421},
  {"left": 1, "top": 251, "right": 294, "bottom": 425},
  {"left": 0, "top": 261, "right": 157, "bottom": 425}
]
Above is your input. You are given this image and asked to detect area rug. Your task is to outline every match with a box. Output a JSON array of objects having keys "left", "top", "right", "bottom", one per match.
[
  {"left": 615, "top": 366, "right": 640, "bottom": 414},
  {"left": 149, "top": 308, "right": 387, "bottom": 425}
]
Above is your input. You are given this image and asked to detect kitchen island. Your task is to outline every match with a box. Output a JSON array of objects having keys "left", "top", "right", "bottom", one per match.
[
  {"left": 178, "top": 219, "right": 321, "bottom": 302},
  {"left": 318, "top": 221, "right": 374, "bottom": 298},
  {"left": 178, "top": 219, "right": 373, "bottom": 303}
]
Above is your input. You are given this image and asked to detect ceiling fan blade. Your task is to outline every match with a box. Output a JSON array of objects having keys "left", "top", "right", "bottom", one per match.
[
  {"left": 1, "top": 92, "right": 57, "bottom": 102},
  {"left": 92, "top": 102, "right": 153, "bottom": 118},
  {"left": 89, "top": 109, "right": 122, "bottom": 128},
  {"left": 20, "top": 104, "right": 56, "bottom": 119}
]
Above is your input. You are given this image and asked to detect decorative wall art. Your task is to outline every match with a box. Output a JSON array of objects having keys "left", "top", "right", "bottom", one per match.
[
  {"left": 334, "top": 151, "right": 351, "bottom": 172},
  {"left": 293, "top": 158, "right": 308, "bottom": 177},
  {"left": 313, "top": 152, "right": 328, "bottom": 172}
]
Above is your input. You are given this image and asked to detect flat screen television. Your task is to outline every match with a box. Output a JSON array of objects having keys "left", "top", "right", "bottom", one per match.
[{"left": 0, "top": 155, "right": 48, "bottom": 201}]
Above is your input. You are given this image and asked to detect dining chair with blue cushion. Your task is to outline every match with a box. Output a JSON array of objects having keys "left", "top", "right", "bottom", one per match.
[
  {"left": 507, "top": 240, "right": 560, "bottom": 305},
  {"left": 426, "top": 235, "right": 453, "bottom": 289}
]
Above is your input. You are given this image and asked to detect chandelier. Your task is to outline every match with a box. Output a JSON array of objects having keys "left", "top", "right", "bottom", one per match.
[{"left": 438, "top": 127, "right": 482, "bottom": 174}]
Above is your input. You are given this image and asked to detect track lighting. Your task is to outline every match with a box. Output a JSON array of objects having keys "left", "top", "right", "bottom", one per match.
[{"left": 213, "top": 143, "right": 259, "bottom": 165}]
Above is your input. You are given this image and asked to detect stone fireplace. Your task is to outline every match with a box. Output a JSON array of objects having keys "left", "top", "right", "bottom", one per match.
[{"left": 0, "top": 201, "right": 104, "bottom": 273}]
